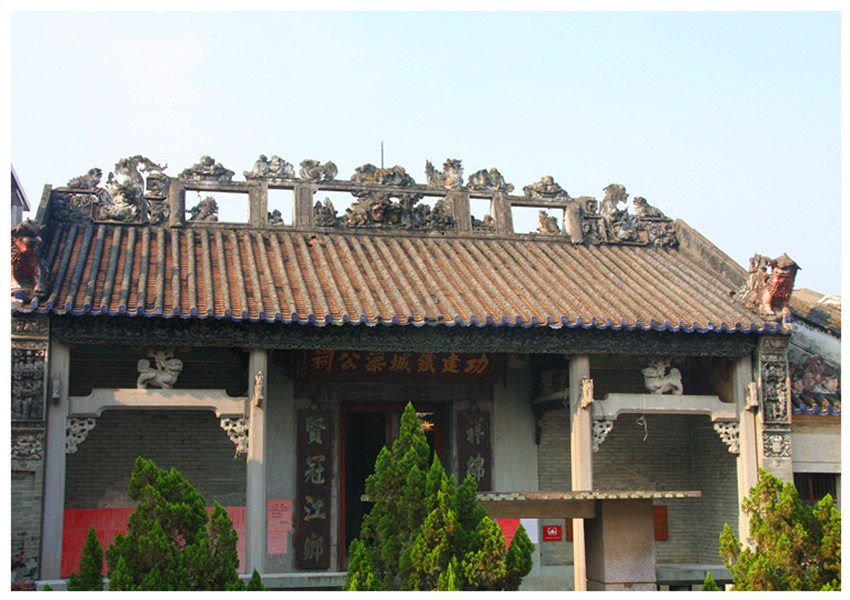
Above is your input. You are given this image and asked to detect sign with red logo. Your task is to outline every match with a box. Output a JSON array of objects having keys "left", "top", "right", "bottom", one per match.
[{"left": 543, "top": 524, "right": 562, "bottom": 542}]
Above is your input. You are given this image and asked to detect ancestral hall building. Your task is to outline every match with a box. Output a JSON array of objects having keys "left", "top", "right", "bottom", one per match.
[{"left": 10, "top": 154, "right": 816, "bottom": 590}]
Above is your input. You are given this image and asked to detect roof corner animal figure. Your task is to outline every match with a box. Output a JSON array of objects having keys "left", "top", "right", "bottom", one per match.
[{"left": 11, "top": 220, "right": 49, "bottom": 302}]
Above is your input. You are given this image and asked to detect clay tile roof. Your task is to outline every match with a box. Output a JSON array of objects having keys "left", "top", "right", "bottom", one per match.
[{"left": 18, "top": 221, "right": 779, "bottom": 334}]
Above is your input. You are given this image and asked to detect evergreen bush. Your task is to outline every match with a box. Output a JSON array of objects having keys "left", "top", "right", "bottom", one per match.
[
  {"left": 104, "top": 456, "right": 258, "bottom": 590},
  {"left": 344, "top": 402, "right": 534, "bottom": 591},
  {"left": 68, "top": 525, "right": 104, "bottom": 591},
  {"left": 719, "top": 468, "right": 841, "bottom": 591}
]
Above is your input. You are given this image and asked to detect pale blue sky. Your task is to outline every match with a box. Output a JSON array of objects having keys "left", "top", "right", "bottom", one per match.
[{"left": 10, "top": 9, "right": 842, "bottom": 295}]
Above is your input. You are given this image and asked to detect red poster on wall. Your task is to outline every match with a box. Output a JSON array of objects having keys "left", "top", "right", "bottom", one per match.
[{"left": 543, "top": 524, "right": 563, "bottom": 541}]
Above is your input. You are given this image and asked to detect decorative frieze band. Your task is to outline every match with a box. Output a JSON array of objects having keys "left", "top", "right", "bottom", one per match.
[
  {"left": 66, "top": 418, "right": 97, "bottom": 454},
  {"left": 220, "top": 417, "right": 249, "bottom": 456},
  {"left": 713, "top": 422, "right": 740, "bottom": 454}
]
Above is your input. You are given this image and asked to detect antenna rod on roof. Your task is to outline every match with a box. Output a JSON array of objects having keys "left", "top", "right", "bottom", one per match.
[{"left": 381, "top": 141, "right": 384, "bottom": 169}]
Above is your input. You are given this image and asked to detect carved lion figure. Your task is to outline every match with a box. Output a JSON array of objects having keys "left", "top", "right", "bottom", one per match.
[
  {"left": 11, "top": 220, "right": 49, "bottom": 301},
  {"left": 136, "top": 355, "right": 183, "bottom": 389},
  {"left": 742, "top": 253, "right": 801, "bottom": 319},
  {"left": 641, "top": 358, "right": 683, "bottom": 395}
]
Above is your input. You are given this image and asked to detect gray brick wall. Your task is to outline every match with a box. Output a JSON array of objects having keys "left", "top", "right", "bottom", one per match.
[
  {"left": 65, "top": 410, "right": 246, "bottom": 508},
  {"left": 12, "top": 460, "right": 44, "bottom": 581},
  {"left": 691, "top": 423, "right": 739, "bottom": 563},
  {"left": 537, "top": 411, "right": 736, "bottom": 567}
]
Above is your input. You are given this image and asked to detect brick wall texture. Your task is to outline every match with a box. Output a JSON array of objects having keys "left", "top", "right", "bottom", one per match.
[
  {"left": 65, "top": 410, "right": 246, "bottom": 509},
  {"left": 12, "top": 460, "right": 45, "bottom": 581},
  {"left": 537, "top": 410, "right": 737, "bottom": 566}
]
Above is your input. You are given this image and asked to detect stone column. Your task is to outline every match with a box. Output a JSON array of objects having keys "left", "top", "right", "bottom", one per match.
[
  {"left": 756, "top": 336, "right": 793, "bottom": 482},
  {"left": 585, "top": 499, "right": 656, "bottom": 591},
  {"left": 569, "top": 354, "right": 593, "bottom": 591},
  {"left": 40, "top": 338, "right": 70, "bottom": 580},
  {"left": 11, "top": 314, "right": 50, "bottom": 582},
  {"left": 245, "top": 348, "right": 268, "bottom": 573},
  {"left": 733, "top": 355, "right": 758, "bottom": 541}
]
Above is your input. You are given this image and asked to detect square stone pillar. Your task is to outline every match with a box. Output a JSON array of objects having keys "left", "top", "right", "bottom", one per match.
[
  {"left": 245, "top": 348, "right": 268, "bottom": 573},
  {"left": 569, "top": 354, "right": 592, "bottom": 591},
  {"left": 40, "top": 338, "right": 70, "bottom": 580},
  {"left": 733, "top": 355, "right": 758, "bottom": 541},
  {"left": 585, "top": 499, "right": 657, "bottom": 591}
]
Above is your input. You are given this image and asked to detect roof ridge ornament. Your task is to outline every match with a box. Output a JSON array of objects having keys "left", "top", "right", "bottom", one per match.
[
  {"left": 425, "top": 158, "right": 463, "bottom": 189},
  {"left": 741, "top": 253, "right": 801, "bottom": 323},
  {"left": 179, "top": 155, "right": 235, "bottom": 183}
]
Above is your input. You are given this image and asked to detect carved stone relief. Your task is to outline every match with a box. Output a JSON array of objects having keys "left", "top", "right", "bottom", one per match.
[
  {"left": 299, "top": 160, "right": 338, "bottom": 182},
  {"left": 641, "top": 358, "right": 683, "bottom": 395},
  {"left": 187, "top": 197, "right": 219, "bottom": 222},
  {"left": 254, "top": 370, "right": 265, "bottom": 407},
  {"left": 537, "top": 210, "right": 560, "bottom": 234},
  {"left": 713, "top": 422, "right": 740, "bottom": 454},
  {"left": 244, "top": 154, "right": 296, "bottom": 181},
  {"left": 592, "top": 420, "right": 613, "bottom": 452},
  {"left": 600, "top": 183, "right": 639, "bottom": 243},
  {"left": 351, "top": 163, "right": 415, "bottom": 187},
  {"left": 425, "top": 159, "right": 463, "bottom": 189},
  {"left": 220, "top": 417, "right": 249, "bottom": 456},
  {"left": 523, "top": 175, "right": 569, "bottom": 199},
  {"left": 467, "top": 168, "right": 513, "bottom": 193},
  {"left": 763, "top": 430, "right": 792, "bottom": 458},
  {"left": 180, "top": 155, "right": 235, "bottom": 183},
  {"left": 11, "top": 347, "right": 47, "bottom": 421},
  {"left": 66, "top": 418, "right": 97, "bottom": 454},
  {"left": 136, "top": 349, "right": 183, "bottom": 389},
  {"left": 12, "top": 432, "right": 44, "bottom": 467}
]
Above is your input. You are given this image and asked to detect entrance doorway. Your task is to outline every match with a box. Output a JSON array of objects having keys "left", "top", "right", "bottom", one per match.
[{"left": 339, "top": 402, "right": 447, "bottom": 562}]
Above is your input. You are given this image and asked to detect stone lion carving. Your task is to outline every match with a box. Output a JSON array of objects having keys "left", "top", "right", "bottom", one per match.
[
  {"left": 742, "top": 253, "right": 800, "bottom": 319},
  {"left": 11, "top": 220, "right": 49, "bottom": 301},
  {"left": 641, "top": 358, "right": 683, "bottom": 395},
  {"left": 300, "top": 159, "right": 338, "bottom": 182},
  {"left": 425, "top": 159, "right": 463, "bottom": 189},
  {"left": 136, "top": 350, "right": 183, "bottom": 389},
  {"left": 632, "top": 196, "right": 666, "bottom": 219},
  {"left": 188, "top": 196, "right": 219, "bottom": 222}
]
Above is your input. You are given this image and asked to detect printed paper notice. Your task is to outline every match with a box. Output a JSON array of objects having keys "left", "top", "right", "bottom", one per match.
[
  {"left": 520, "top": 518, "right": 539, "bottom": 544},
  {"left": 267, "top": 499, "right": 293, "bottom": 555}
]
